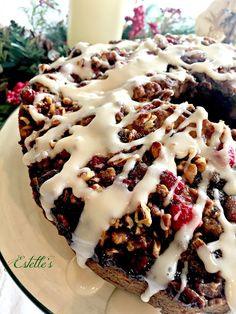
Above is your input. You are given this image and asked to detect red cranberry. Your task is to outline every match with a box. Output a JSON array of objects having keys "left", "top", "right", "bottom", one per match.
[{"left": 21, "top": 88, "right": 36, "bottom": 103}]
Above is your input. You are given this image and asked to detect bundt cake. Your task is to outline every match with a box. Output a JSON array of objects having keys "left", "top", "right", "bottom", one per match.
[{"left": 18, "top": 34, "right": 236, "bottom": 313}]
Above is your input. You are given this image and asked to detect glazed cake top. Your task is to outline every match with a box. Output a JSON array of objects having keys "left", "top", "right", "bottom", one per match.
[{"left": 20, "top": 34, "right": 236, "bottom": 311}]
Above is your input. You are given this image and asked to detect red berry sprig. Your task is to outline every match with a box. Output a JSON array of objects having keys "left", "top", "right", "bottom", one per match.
[
  {"left": 125, "top": 5, "right": 145, "bottom": 39},
  {"left": 6, "top": 81, "right": 28, "bottom": 105}
]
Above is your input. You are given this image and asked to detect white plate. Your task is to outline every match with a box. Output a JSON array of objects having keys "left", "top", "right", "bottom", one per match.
[{"left": 0, "top": 110, "right": 160, "bottom": 314}]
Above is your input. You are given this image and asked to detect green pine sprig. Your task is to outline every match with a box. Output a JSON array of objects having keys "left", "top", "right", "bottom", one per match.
[{"left": 0, "top": 2, "right": 68, "bottom": 127}]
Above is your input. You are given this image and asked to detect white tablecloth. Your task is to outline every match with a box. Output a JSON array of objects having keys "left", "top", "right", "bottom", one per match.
[{"left": 0, "top": 261, "right": 43, "bottom": 314}]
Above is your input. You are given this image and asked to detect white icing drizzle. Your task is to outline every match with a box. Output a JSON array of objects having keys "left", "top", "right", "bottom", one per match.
[
  {"left": 21, "top": 35, "right": 236, "bottom": 306},
  {"left": 66, "top": 256, "right": 105, "bottom": 296},
  {"left": 197, "top": 189, "right": 236, "bottom": 313},
  {"left": 106, "top": 289, "right": 161, "bottom": 314},
  {"left": 175, "top": 261, "right": 188, "bottom": 300}
]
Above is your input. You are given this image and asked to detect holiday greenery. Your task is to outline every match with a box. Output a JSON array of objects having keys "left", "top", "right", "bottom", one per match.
[
  {"left": 122, "top": 5, "right": 195, "bottom": 39},
  {"left": 0, "top": 0, "right": 68, "bottom": 127},
  {"left": 0, "top": 1, "right": 194, "bottom": 128}
]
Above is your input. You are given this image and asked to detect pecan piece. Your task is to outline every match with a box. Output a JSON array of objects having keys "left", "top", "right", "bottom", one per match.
[
  {"left": 150, "top": 142, "right": 162, "bottom": 159},
  {"left": 156, "top": 184, "right": 169, "bottom": 198},
  {"left": 19, "top": 116, "right": 30, "bottom": 125},
  {"left": 135, "top": 112, "right": 152, "bottom": 125},
  {"left": 160, "top": 213, "right": 172, "bottom": 236},
  {"left": 124, "top": 215, "right": 134, "bottom": 229},
  {"left": 99, "top": 167, "right": 116, "bottom": 182},
  {"left": 152, "top": 240, "right": 161, "bottom": 258},
  {"left": 134, "top": 204, "right": 152, "bottom": 227},
  {"left": 194, "top": 155, "right": 207, "bottom": 173},
  {"left": 112, "top": 232, "right": 128, "bottom": 245},
  {"left": 184, "top": 163, "right": 198, "bottom": 184},
  {"left": 62, "top": 97, "right": 73, "bottom": 106},
  {"left": 191, "top": 237, "right": 204, "bottom": 250},
  {"left": 80, "top": 170, "right": 95, "bottom": 181},
  {"left": 110, "top": 218, "right": 122, "bottom": 229}
]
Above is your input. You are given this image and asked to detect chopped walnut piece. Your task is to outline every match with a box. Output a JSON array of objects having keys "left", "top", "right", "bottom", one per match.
[
  {"left": 184, "top": 163, "right": 198, "bottom": 184},
  {"left": 144, "top": 115, "right": 157, "bottom": 130},
  {"left": 108, "top": 155, "right": 131, "bottom": 167},
  {"left": 202, "top": 119, "right": 215, "bottom": 143},
  {"left": 150, "top": 142, "right": 162, "bottom": 159},
  {"left": 156, "top": 184, "right": 169, "bottom": 198},
  {"left": 80, "top": 170, "right": 95, "bottom": 181},
  {"left": 62, "top": 97, "right": 73, "bottom": 106},
  {"left": 124, "top": 215, "right": 134, "bottom": 229},
  {"left": 194, "top": 156, "right": 207, "bottom": 173},
  {"left": 136, "top": 112, "right": 152, "bottom": 125},
  {"left": 135, "top": 204, "right": 152, "bottom": 227},
  {"left": 106, "top": 248, "right": 119, "bottom": 256},
  {"left": 152, "top": 240, "right": 161, "bottom": 258},
  {"left": 19, "top": 116, "right": 30, "bottom": 125},
  {"left": 161, "top": 213, "right": 172, "bottom": 232},
  {"left": 192, "top": 237, "right": 204, "bottom": 250},
  {"left": 110, "top": 218, "right": 121, "bottom": 229},
  {"left": 99, "top": 167, "right": 116, "bottom": 181},
  {"left": 125, "top": 128, "right": 138, "bottom": 142},
  {"left": 112, "top": 232, "right": 128, "bottom": 245},
  {"left": 45, "top": 96, "right": 53, "bottom": 106}
]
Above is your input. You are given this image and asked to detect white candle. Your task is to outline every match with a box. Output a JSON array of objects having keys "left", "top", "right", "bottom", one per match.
[{"left": 67, "top": 0, "right": 127, "bottom": 47}]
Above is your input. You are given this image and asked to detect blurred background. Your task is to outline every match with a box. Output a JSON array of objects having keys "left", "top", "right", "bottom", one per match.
[
  {"left": 0, "top": 0, "right": 213, "bottom": 27},
  {"left": 0, "top": 0, "right": 234, "bottom": 127}
]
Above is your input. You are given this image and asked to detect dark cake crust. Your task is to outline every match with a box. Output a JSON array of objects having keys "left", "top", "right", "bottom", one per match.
[{"left": 87, "top": 259, "right": 229, "bottom": 314}]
